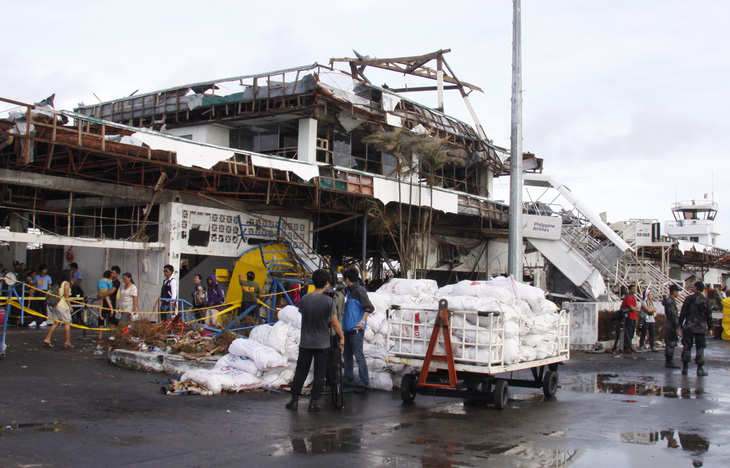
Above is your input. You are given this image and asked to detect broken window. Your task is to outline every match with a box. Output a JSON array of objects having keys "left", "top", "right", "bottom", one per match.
[
  {"left": 333, "top": 127, "right": 351, "bottom": 167},
  {"left": 187, "top": 213, "right": 210, "bottom": 247},
  {"left": 229, "top": 121, "right": 299, "bottom": 158}
]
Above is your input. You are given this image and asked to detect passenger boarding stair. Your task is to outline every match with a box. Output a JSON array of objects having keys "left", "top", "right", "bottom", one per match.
[
  {"left": 523, "top": 175, "right": 632, "bottom": 301},
  {"left": 614, "top": 223, "right": 688, "bottom": 302},
  {"left": 523, "top": 175, "right": 685, "bottom": 302},
  {"left": 236, "top": 215, "right": 325, "bottom": 275}
]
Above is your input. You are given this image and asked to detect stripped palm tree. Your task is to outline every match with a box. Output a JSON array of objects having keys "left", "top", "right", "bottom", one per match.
[{"left": 365, "top": 128, "right": 463, "bottom": 277}]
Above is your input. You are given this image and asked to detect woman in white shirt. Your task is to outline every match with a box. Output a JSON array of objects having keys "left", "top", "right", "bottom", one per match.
[
  {"left": 639, "top": 290, "right": 658, "bottom": 352},
  {"left": 118, "top": 272, "right": 139, "bottom": 322}
]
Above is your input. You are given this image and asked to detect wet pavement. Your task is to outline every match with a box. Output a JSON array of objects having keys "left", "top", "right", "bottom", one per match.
[{"left": 2, "top": 327, "right": 730, "bottom": 467}]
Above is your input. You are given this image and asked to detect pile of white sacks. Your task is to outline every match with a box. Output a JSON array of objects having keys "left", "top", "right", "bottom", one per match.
[
  {"left": 181, "top": 277, "right": 565, "bottom": 394},
  {"left": 383, "top": 277, "right": 566, "bottom": 366}
]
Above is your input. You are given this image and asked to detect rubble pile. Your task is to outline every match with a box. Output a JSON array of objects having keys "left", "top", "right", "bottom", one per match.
[{"left": 110, "top": 320, "right": 236, "bottom": 358}]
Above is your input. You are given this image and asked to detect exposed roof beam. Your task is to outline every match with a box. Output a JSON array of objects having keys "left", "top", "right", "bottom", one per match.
[
  {"left": 0, "top": 230, "right": 164, "bottom": 251},
  {"left": 0, "top": 168, "right": 163, "bottom": 203}
]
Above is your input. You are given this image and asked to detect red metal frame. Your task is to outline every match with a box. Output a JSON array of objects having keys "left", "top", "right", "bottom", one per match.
[{"left": 418, "top": 298, "right": 458, "bottom": 388}]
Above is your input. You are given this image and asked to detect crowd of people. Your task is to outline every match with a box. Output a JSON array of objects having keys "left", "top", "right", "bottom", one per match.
[
  {"left": 614, "top": 280, "right": 718, "bottom": 376},
  {"left": 4, "top": 256, "right": 725, "bottom": 382},
  {"left": 1, "top": 260, "right": 277, "bottom": 347}
]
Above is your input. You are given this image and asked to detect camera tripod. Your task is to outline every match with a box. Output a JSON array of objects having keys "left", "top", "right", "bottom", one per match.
[{"left": 612, "top": 317, "right": 636, "bottom": 358}]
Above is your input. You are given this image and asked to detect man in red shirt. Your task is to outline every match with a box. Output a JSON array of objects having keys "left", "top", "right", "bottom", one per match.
[{"left": 621, "top": 284, "right": 640, "bottom": 356}]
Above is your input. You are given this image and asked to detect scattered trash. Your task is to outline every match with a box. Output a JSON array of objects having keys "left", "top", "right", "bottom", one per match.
[{"left": 161, "top": 379, "right": 215, "bottom": 396}]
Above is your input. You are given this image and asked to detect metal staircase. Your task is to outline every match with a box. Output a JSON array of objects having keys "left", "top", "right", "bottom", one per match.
[
  {"left": 523, "top": 175, "right": 687, "bottom": 302},
  {"left": 236, "top": 216, "right": 325, "bottom": 275},
  {"left": 524, "top": 174, "right": 631, "bottom": 301}
]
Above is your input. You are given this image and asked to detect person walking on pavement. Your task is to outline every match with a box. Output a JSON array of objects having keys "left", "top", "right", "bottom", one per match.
[
  {"left": 342, "top": 268, "right": 374, "bottom": 392},
  {"left": 621, "top": 284, "right": 640, "bottom": 357},
  {"left": 679, "top": 281, "right": 713, "bottom": 376},
  {"left": 41, "top": 270, "right": 74, "bottom": 349},
  {"left": 662, "top": 284, "right": 682, "bottom": 369},
  {"left": 286, "top": 269, "right": 345, "bottom": 412}
]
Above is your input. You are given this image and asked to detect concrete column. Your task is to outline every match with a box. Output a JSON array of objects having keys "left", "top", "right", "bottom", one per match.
[
  {"left": 4, "top": 212, "right": 29, "bottom": 266},
  {"left": 297, "top": 118, "right": 318, "bottom": 164}
]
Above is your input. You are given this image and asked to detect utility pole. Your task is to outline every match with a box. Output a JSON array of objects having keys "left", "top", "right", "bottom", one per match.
[{"left": 508, "top": 0, "right": 524, "bottom": 281}]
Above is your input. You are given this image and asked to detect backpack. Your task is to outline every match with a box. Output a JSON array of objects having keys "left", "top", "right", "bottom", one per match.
[
  {"left": 46, "top": 284, "right": 61, "bottom": 307},
  {"left": 193, "top": 286, "right": 207, "bottom": 307}
]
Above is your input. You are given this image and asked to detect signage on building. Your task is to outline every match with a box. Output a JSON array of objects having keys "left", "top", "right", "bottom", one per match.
[
  {"left": 522, "top": 214, "right": 562, "bottom": 240},
  {"left": 635, "top": 223, "right": 656, "bottom": 246}
]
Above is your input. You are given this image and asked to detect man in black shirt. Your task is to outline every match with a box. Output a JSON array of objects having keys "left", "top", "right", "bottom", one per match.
[
  {"left": 662, "top": 284, "right": 681, "bottom": 369},
  {"left": 286, "top": 269, "right": 344, "bottom": 412},
  {"left": 679, "top": 281, "right": 713, "bottom": 376}
]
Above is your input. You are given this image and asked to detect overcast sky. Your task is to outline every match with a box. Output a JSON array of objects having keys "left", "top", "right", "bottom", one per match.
[{"left": 3, "top": 1, "right": 728, "bottom": 248}]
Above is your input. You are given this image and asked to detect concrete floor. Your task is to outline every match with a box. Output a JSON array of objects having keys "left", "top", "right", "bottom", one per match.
[{"left": 2, "top": 327, "right": 729, "bottom": 467}]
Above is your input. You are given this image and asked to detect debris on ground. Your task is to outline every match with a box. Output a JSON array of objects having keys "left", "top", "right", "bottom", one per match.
[{"left": 110, "top": 320, "right": 237, "bottom": 357}]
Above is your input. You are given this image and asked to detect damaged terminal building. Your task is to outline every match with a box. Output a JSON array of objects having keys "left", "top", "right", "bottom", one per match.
[{"left": 0, "top": 51, "right": 547, "bottom": 313}]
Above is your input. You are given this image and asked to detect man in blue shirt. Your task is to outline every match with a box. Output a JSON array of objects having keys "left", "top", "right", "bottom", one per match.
[
  {"left": 342, "top": 268, "right": 374, "bottom": 393},
  {"left": 34, "top": 264, "right": 52, "bottom": 328},
  {"left": 69, "top": 262, "right": 84, "bottom": 297}
]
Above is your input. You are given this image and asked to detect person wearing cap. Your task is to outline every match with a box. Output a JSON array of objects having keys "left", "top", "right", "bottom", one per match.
[
  {"left": 662, "top": 284, "right": 682, "bottom": 369},
  {"left": 678, "top": 281, "right": 713, "bottom": 376}
]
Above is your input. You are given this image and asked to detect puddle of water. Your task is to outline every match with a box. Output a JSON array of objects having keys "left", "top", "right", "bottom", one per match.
[
  {"left": 562, "top": 373, "right": 707, "bottom": 399},
  {"left": 271, "top": 427, "right": 363, "bottom": 455},
  {"left": 1, "top": 421, "right": 67, "bottom": 432},
  {"left": 621, "top": 430, "right": 710, "bottom": 455},
  {"left": 434, "top": 402, "right": 468, "bottom": 415}
]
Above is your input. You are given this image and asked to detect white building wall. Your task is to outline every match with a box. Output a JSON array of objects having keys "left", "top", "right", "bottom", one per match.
[
  {"left": 297, "top": 118, "right": 317, "bottom": 164},
  {"left": 165, "top": 124, "right": 230, "bottom": 147}
]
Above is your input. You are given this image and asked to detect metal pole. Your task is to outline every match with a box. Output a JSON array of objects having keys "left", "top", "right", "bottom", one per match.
[
  {"left": 508, "top": 0, "right": 524, "bottom": 281},
  {"left": 361, "top": 213, "right": 368, "bottom": 277}
]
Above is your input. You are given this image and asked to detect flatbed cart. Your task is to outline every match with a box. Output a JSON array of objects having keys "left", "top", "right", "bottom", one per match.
[{"left": 387, "top": 299, "right": 570, "bottom": 409}]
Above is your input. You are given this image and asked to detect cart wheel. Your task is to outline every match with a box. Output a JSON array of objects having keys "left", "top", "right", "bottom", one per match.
[
  {"left": 401, "top": 374, "right": 418, "bottom": 403},
  {"left": 543, "top": 370, "right": 559, "bottom": 397},
  {"left": 492, "top": 380, "right": 508, "bottom": 410}
]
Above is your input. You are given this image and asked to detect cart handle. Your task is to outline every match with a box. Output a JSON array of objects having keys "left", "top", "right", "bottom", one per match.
[{"left": 477, "top": 310, "right": 502, "bottom": 317}]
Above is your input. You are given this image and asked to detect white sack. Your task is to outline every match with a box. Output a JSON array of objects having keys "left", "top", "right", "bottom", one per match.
[
  {"left": 368, "top": 293, "right": 392, "bottom": 317},
  {"left": 260, "top": 368, "right": 295, "bottom": 389},
  {"left": 278, "top": 305, "right": 302, "bottom": 329},
  {"left": 367, "top": 313, "right": 387, "bottom": 334},
  {"left": 228, "top": 338, "right": 287, "bottom": 371},
  {"left": 214, "top": 353, "right": 260, "bottom": 375},
  {"left": 376, "top": 278, "right": 438, "bottom": 296},
  {"left": 181, "top": 368, "right": 263, "bottom": 393},
  {"left": 249, "top": 321, "right": 290, "bottom": 354},
  {"left": 503, "top": 337, "right": 520, "bottom": 365},
  {"left": 368, "top": 371, "right": 394, "bottom": 391},
  {"left": 519, "top": 346, "right": 538, "bottom": 362},
  {"left": 521, "top": 333, "right": 545, "bottom": 347},
  {"left": 450, "top": 280, "right": 515, "bottom": 304}
]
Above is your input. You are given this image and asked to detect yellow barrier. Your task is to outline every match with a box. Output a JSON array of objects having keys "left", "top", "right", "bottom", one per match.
[{"left": 3, "top": 277, "right": 271, "bottom": 330}]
